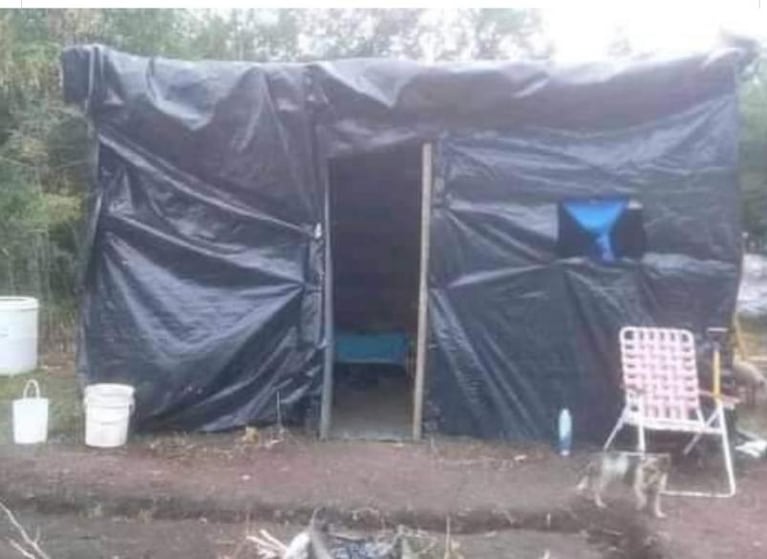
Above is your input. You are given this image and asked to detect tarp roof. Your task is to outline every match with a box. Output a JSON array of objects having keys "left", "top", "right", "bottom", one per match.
[{"left": 63, "top": 45, "right": 754, "bottom": 158}]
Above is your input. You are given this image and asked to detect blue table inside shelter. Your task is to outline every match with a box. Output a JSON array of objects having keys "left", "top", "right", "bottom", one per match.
[{"left": 334, "top": 332, "right": 410, "bottom": 369}]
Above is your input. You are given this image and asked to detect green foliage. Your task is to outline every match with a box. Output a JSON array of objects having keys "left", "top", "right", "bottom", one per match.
[
  {"left": 1, "top": 10, "right": 88, "bottom": 347},
  {"left": 0, "top": 8, "right": 764, "bottom": 353},
  {"left": 0, "top": 9, "right": 551, "bottom": 349},
  {"left": 295, "top": 9, "right": 427, "bottom": 60}
]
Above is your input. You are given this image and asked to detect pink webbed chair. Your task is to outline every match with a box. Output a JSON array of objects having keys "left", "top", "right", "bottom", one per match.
[{"left": 603, "top": 327, "right": 737, "bottom": 497}]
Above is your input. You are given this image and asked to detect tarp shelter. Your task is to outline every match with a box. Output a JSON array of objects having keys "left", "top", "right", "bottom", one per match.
[{"left": 61, "top": 45, "right": 752, "bottom": 442}]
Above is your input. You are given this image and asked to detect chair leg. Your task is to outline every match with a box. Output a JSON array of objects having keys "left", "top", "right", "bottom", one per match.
[
  {"left": 719, "top": 405, "right": 737, "bottom": 497},
  {"left": 637, "top": 420, "right": 647, "bottom": 453},
  {"left": 603, "top": 411, "right": 625, "bottom": 450},
  {"left": 664, "top": 404, "right": 737, "bottom": 498},
  {"left": 683, "top": 432, "right": 703, "bottom": 455},
  {"left": 683, "top": 412, "right": 718, "bottom": 455}
]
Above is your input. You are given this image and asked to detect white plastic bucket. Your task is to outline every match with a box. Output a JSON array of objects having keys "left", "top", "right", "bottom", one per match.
[
  {"left": 0, "top": 297, "right": 39, "bottom": 376},
  {"left": 84, "top": 384, "right": 135, "bottom": 448},
  {"left": 13, "top": 380, "right": 49, "bottom": 444}
]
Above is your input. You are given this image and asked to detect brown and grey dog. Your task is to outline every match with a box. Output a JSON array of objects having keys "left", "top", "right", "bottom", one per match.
[
  {"left": 733, "top": 356, "right": 766, "bottom": 407},
  {"left": 576, "top": 451, "right": 671, "bottom": 518}
]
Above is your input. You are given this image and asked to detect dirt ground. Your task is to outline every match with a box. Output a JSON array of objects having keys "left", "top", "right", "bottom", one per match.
[
  {"left": 3, "top": 430, "right": 767, "bottom": 558},
  {"left": 0, "top": 511, "right": 609, "bottom": 559},
  {"left": 3, "top": 344, "right": 767, "bottom": 558}
]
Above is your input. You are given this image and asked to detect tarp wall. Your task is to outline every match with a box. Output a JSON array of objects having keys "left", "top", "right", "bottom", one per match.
[
  {"left": 61, "top": 45, "right": 750, "bottom": 437},
  {"left": 426, "top": 117, "right": 741, "bottom": 440},
  {"left": 62, "top": 48, "right": 326, "bottom": 431}
]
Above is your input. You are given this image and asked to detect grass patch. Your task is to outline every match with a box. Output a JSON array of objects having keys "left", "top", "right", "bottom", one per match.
[
  {"left": 738, "top": 316, "right": 767, "bottom": 356},
  {"left": 734, "top": 317, "right": 767, "bottom": 435},
  {"left": 0, "top": 354, "right": 82, "bottom": 445}
]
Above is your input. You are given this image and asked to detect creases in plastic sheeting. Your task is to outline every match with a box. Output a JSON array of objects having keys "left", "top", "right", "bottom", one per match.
[
  {"left": 98, "top": 133, "right": 312, "bottom": 275},
  {"left": 426, "top": 84, "right": 742, "bottom": 441},
  {"left": 430, "top": 202, "right": 557, "bottom": 285},
  {"left": 427, "top": 265, "right": 578, "bottom": 440},
  {"left": 637, "top": 254, "right": 740, "bottom": 330},
  {"left": 65, "top": 46, "right": 324, "bottom": 432},
  {"left": 310, "top": 50, "right": 747, "bottom": 157},
  {"left": 60, "top": 44, "right": 749, "bottom": 437},
  {"left": 75, "top": 49, "right": 321, "bottom": 226},
  {"left": 561, "top": 260, "right": 654, "bottom": 437},
  {"left": 83, "top": 138, "right": 323, "bottom": 430}
]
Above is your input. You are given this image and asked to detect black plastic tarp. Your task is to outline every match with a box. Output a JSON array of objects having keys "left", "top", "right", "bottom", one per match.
[
  {"left": 63, "top": 48, "right": 325, "bottom": 431},
  {"left": 427, "top": 125, "right": 741, "bottom": 440},
  {"left": 61, "top": 44, "right": 751, "bottom": 439}
]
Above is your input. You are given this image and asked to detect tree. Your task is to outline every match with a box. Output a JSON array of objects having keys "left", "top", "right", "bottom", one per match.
[
  {"left": 3, "top": 7, "right": 762, "bottom": 351},
  {"left": 295, "top": 9, "right": 427, "bottom": 60},
  {"left": 0, "top": 11, "right": 91, "bottom": 347},
  {"left": 0, "top": 7, "right": 551, "bottom": 349},
  {"left": 467, "top": 9, "right": 551, "bottom": 59}
]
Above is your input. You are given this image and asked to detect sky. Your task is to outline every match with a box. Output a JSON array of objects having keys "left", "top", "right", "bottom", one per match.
[
  {"left": 217, "top": 1, "right": 767, "bottom": 62},
  {"left": 239, "top": 1, "right": 767, "bottom": 61},
  {"left": 540, "top": 1, "right": 766, "bottom": 61},
  {"left": 3, "top": 0, "right": 766, "bottom": 61}
]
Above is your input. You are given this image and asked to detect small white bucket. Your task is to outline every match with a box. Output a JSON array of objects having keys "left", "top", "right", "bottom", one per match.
[
  {"left": 84, "top": 383, "right": 135, "bottom": 448},
  {"left": 13, "top": 379, "right": 49, "bottom": 444}
]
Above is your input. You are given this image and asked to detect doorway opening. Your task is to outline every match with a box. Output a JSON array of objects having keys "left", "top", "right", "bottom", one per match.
[{"left": 327, "top": 144, "right": 423, "bottom": 440}]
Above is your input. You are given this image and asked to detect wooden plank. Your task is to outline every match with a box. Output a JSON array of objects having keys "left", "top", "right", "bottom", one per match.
[
  {"left": 413, "top": 143, "right": 433, "bottom": 440},
  {"left": 319, "top": 177, "right": 335, "bottom": 440}
]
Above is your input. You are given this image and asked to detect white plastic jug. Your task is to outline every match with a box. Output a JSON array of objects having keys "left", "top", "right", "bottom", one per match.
[
  {"left": 558, "top": 408, "right": 572, "bottom": 457},
  {"left": 84, "top": 383, "right": 135, "bottom": 448},
  {"left": 13, "top": 379, "right": 49, "bottom": 444}
]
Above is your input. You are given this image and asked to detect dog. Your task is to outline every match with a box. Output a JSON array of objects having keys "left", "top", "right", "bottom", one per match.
[
  {"left": 732, "top": 356, "right": 766, "bottom": 407},
  {"left": 576, "top": 451, "right": 671, "bottom": 518}
]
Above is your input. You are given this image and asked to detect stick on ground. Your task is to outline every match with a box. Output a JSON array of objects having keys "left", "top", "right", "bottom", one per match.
[{"left": 0, "top": 501, "right": 52, "bottom": 559}]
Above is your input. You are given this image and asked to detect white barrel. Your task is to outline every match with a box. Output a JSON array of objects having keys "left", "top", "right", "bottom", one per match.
[
  {"left": 13, "top": 380, "right": 49, "bottom": 444},
  {"left": 0, "top": 297, "right": 39, "bottom": 376},
  {"left": 84, "top": 384, "right": 135, "bottom": 448}
]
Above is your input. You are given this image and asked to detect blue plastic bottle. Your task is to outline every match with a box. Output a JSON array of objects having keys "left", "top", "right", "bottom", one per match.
[{"left": 558, "top": 408, "right": 572, "bottom": 457}]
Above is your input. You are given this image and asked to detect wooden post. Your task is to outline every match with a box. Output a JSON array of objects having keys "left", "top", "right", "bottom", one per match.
[
  {"left": 734, "top": 246, "right": 748, "bottom": 360},
  {"left": 413, "top": 143, "right": 433, "bottom": 441},
  {"left": 713, "top": 343, "right": 722, "bottom": 398},
  {"left": 732, "top": 314, "right": 748, "bottom": 360},
  {"left": 319, "top": 178, "right": 334, "bottom": 440}
]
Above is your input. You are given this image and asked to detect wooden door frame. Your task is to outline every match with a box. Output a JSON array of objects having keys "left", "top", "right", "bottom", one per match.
[
  {"left": 412, "top": 142, "right": 433, "bottom": 440},
  {"left": 318, "top": 142, "right": 434, "bottom": 441},
  {"left": 319, "top": 162, "right": 335, "bottom": 440}
]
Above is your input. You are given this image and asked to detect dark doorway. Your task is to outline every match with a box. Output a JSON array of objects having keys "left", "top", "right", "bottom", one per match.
[{"left": 328, "top": 144, "right": 423, "bottom": 440}]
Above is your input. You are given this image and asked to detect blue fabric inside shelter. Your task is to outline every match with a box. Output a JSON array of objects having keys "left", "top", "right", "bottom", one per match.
[
  {"left": 334, "top": 332, "right": 410, "bottom": 368},
  {"left": 564, "top": 198, "right": 628, "bottom": 261}
]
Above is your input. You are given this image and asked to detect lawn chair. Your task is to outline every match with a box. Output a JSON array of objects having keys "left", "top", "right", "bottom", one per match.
[{"left": 603, "top": 326, "right": 737, "bottom": 498}]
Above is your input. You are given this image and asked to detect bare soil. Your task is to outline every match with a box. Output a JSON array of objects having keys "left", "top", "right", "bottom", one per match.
[
  {"left": 8, "top": 434, "right": 767, "bottom": 558},
  {"left": 3, "top": 351, "right": 767, "bottom": 558},
  {"left": 0, "top": 511, "right": 608, "bottom": 559}
]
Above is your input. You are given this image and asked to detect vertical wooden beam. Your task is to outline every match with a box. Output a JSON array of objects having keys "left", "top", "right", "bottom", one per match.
[
  {"left": 319, "top": 176, "right": 334, "bottom": 440},
  {"left": 733, "top": 314, "right": 747, "bottom": 359},
  {"left": 413, "top": 143, "right": 434, "bottom": 441}
]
